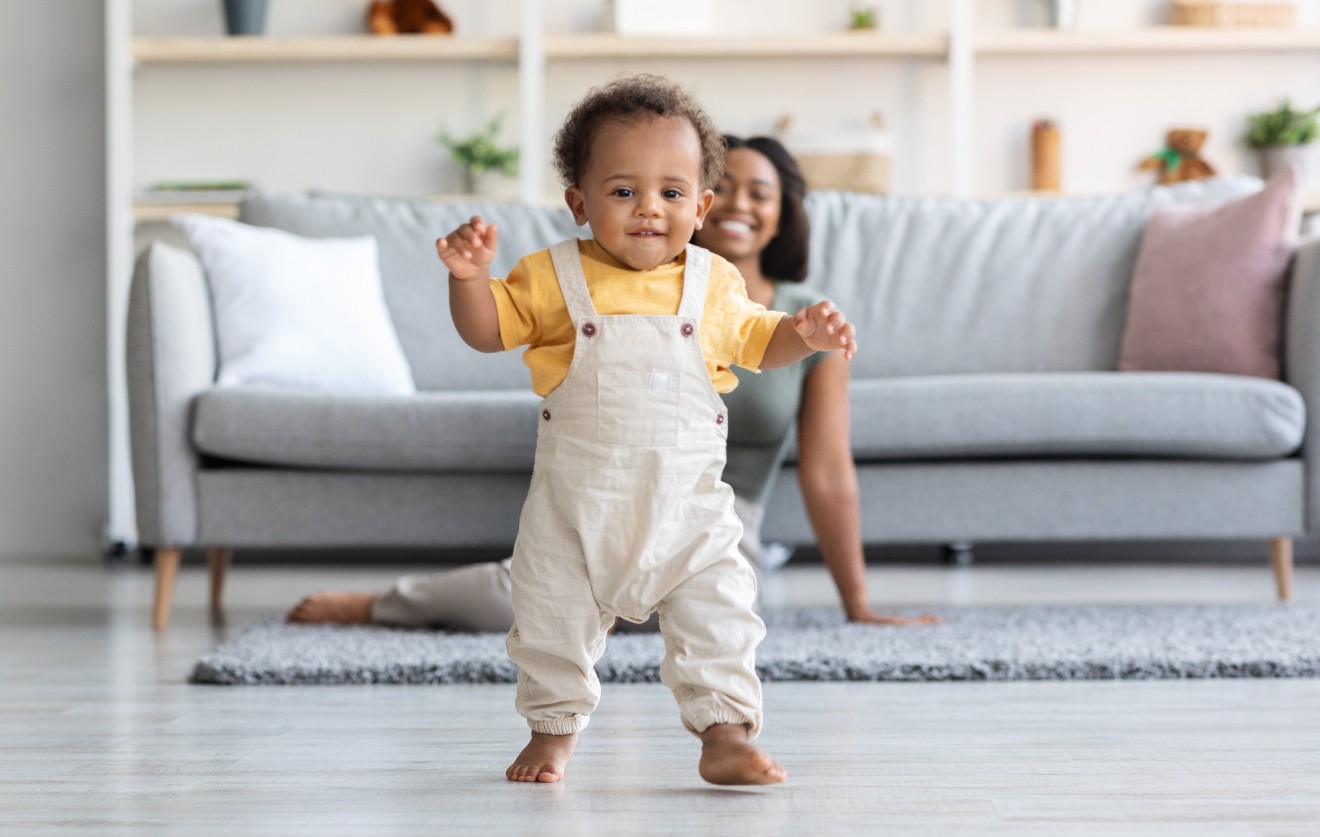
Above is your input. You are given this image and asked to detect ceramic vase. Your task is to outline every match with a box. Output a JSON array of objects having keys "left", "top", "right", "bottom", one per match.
[
  {"left": 223, "top": 0, "right": 268, "bottom": 35},
  {"left": 1258, "top": 144, "right": 1317, "bottom": 189}
]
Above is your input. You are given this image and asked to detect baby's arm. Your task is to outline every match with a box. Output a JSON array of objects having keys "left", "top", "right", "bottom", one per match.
[
  {"left": 759, "top": 301, "right": 857, "bottom": 369},
  {"left": 437, "top": 215, "right": 504, "bottom": 353}
]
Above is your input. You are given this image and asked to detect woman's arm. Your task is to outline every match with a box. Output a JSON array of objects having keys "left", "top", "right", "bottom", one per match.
[{"left": 796, "top": 352, "right": 938, "bottom": 625}]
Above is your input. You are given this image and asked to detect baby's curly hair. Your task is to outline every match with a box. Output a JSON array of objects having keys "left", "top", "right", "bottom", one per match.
[{"left": 552, "top": 74, "right": 725, "bottom": 189}]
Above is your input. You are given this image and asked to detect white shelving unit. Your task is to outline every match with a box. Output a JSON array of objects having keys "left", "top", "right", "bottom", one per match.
[{"left": 103, "top": 0, "right": 1320, "bottom": 547}]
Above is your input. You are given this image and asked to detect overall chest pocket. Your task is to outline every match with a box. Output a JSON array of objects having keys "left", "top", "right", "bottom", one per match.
[{"left": 597, "top": 369, "right": 681, "bottom": 446}]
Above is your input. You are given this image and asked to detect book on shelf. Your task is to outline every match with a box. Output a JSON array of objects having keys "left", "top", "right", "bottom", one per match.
[{"left": 136, "top": 181, "right": 255, "bottom": 204}]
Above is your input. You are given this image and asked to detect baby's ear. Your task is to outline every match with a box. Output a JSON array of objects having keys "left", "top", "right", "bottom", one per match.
[
  {"left": 564, "top": 186, "right": 588, "bottom": 226},
  {"left": 694, "top": 188, "right": 715, "bottom": 229}
]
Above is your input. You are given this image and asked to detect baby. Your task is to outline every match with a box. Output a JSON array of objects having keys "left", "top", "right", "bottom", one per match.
[{"left": 436, "top": 74, "right": 856, "bottom": 786}]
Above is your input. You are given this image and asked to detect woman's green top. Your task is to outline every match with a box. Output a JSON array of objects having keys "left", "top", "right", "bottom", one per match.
[{"left": 721, "top": 281, "right": 827, "bottom": 505}]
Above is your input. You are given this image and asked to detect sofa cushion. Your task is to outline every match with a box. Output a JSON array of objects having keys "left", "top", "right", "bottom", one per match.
[
  {"left": 172, "top": 214, "right": 416, "bottom": 396},
  {"left": 191, "top": 387, "right": 541, "bottom": 473},
  {"left": 239, "top": 194, "right": 581, "bottom": 393},
  {"left": 804, "top": 177, "right": 1262, "bottom": 380},
  {"left": 1118, "top": 166, "right": 1301, "bottom": 380},
  {"left": 846, "top": 372, "right": 1304, "bottom": 461}
]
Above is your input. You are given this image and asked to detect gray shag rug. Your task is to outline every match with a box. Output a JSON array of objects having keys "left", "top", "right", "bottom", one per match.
[{"left": 190, "top": 604, "right": 1320, "bottom": 685}]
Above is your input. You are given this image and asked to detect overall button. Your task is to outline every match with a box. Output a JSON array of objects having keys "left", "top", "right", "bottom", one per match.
[
  {"left": 542, "top": 410, "right": 551, "bottom": 421},
  {"left": 582, "top": 322, "right": 597, "bottom": 337},
  {"left": 716, "top": 414, "right": 725, "bottom": 425},
  {"left": 680, "top": 323, "right": 694, "bottom": 337}
]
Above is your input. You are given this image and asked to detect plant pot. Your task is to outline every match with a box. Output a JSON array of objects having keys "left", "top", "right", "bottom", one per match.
[
  {"left": 460, "top": 168, "right": 516, "bottom": 199},
  {"left": 223, "top": 0, "right": 268, "bottom": 36},
  {"left": 1258, "top": 144, "right": 1318, "bottom": 189},
  {"left": 1045, "top": 0, "right": 1079, "bottom": 29}
]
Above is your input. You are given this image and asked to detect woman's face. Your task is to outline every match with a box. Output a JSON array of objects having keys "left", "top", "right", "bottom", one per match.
[{"left": 694, "top": 147, "right": 782, "bottom": 265}]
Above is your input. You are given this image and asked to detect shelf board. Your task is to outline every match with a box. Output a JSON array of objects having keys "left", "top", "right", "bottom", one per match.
[
  {"left": 131, "top": 193, "right": 563, "bottom": 222},
  {"left": 130, "top": 27, "right": 1320, "bottom": 63},
  {"left": 134, "top": 202, "right": 240, "bottom": 222},
  {"left": 975, "top": 26, "right": 1320, "bottom": 54},
  {"left": 544, "top": 31, "right": 946, "bottom": 59},
  {"left": 132, "top": 35, "right": 518, "bottom": 63}
]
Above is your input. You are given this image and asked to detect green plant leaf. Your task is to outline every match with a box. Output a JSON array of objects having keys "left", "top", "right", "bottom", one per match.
[
  {"left": 1244, "top": 98, "right": 1320, "bottom": 148},
  {"left": 436, "top": 113, "right": 519, "bottom": 176}
]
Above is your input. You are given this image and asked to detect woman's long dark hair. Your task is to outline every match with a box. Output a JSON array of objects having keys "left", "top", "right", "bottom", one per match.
[{"left": 721, "top": 134, "right": 810, "bottom": 282}]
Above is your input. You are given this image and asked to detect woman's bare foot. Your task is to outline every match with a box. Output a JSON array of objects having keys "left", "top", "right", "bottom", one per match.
[
  {"left": 698, "top": 723, "right": 786, "bottom": 786},
  {"left": 507, "top": 732, "right": 577, "bottom": 783},
  {"left": 285, "top": 592, "right": 373, "bottom": 625}
]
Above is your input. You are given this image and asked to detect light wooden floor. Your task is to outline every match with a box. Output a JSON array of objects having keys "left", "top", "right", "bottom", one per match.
[{"left": 3, "top": 551, "right": 1320, "bottom": 836}]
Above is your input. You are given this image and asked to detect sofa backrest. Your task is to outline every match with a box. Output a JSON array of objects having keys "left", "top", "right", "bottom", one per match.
[
  {"left": 803, "top": 177, "right": 1261, "bottom": 379},
  {"left": 241, "top": 178, "right": 1260, "bottom": 391}
]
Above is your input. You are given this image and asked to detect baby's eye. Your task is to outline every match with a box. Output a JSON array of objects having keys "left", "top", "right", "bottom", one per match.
[
  {"left": 662, "top": 189, "right": 682, "bottom": 199},
  {"left": 612, "top": 187, "right": 634, "bottom": 198}
]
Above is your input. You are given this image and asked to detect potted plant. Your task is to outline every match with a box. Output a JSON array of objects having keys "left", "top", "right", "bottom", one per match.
[
  {"left": 1244, "top": 98, "right": 1320, "bottom": 182},
  {"left": 436, "top": 114, "right": 519, "bottom": 196},
  {"left": 847, "top": 3, "right": 879, "bottom": 30}
]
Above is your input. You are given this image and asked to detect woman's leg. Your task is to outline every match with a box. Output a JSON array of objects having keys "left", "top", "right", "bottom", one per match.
[
  {"left": 372, "top": 558, "right": 515, "bottom": 631},
  {"left": 287, "top": 558, "right": 515, "bottom": 632}
]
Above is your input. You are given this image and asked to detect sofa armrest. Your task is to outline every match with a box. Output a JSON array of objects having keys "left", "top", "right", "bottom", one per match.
[
  {"left": 1284, "top": 235, "right": 1320, "bottom": 532},
  {"left": 125, "top": 242, "right": 217, "bottom": 547}
]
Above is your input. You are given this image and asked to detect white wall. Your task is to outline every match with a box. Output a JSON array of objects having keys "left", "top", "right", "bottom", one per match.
[{"left": 0, "top": 3, "right": 108, "bottom": 558}]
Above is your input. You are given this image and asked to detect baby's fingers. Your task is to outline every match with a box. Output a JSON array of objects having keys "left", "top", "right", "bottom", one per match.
[
  {"left": 838, "top": 322, "right": 858, "bottom": 360},
  {"left": 792, "top": 302, "right": 831, "bottom": 338}
]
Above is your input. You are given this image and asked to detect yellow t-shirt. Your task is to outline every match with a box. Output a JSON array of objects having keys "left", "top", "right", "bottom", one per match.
[{"left": 490, "top": 239, "right": 783, "bottom": 397}]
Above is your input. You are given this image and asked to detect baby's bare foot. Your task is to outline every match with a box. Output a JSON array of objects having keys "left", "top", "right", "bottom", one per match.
[
  {"left": 507, "top": 732, "right": 577, "bottom": 783},
  {"left": 698, "top": 723, "right": 786, "bottom": 786},
  {"left": 285, "top": 592, "right": 373, "bottom": 625}
]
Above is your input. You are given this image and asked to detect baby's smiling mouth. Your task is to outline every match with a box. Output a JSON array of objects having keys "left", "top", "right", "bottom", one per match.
[{"left": 632, "top": 228, "right": 664, "bottom": 237}]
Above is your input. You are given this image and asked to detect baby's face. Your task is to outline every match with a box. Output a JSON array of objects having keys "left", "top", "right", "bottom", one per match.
[{"left": 565, "top": 115, "right": 714, "bottom": 271}]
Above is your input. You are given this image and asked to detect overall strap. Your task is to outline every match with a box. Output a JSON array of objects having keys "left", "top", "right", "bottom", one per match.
[
  {"left": 678, "top": 245, "right": 711, "bottom": 323},
  {"left": 548, "top": 239, "right": 597, "bottom": 321}
]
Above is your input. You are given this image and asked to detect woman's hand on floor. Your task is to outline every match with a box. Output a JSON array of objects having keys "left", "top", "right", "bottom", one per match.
[{"left": 845, "top": 605, "right": 943, "bottom": 626}]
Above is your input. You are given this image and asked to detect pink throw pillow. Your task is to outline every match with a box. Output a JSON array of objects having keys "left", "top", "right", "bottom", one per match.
[{"left": 1118, "top": 166, "right": 1301, "bottom": 379}]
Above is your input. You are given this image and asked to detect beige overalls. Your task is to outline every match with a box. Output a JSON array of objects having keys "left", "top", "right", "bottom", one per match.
[{"left": 505, "top": 239, "right": 767, "bottom": 738}]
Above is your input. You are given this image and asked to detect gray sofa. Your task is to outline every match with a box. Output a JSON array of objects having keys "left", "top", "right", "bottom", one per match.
[{"left": 129, "top": 180, "right": 1312, "bottom": 627}]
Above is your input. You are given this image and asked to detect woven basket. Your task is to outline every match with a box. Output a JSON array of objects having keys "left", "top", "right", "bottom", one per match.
[{"left": 1170, "top": 0, "right": 1296, "bottom": 26}]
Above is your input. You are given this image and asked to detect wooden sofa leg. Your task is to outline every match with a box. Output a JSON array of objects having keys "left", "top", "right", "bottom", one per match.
[
  {"left": 152, "top": 547, "right": 183, "bottom": 630},
  {"left": 1268, "top": 537, "right": 1294, "bottom": 602},
  {"left": 208, "top": 547, "right": 233, "bottom": 623}
]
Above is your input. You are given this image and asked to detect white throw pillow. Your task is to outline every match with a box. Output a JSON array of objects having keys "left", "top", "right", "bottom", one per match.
[{"left": 173, "top": 214, "right": 416, "bottom": 396}]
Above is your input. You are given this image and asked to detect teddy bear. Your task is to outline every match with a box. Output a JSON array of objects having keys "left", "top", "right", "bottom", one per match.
[
  {"left": 1138, "top": 128, "right": 1217, "bottom": 185},
  {"left": 366, "top": 0, "right": 454, "bottom": 35}
]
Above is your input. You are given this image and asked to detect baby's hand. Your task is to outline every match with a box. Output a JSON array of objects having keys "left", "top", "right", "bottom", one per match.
[
  {"left": 792, "top": 301, "right": 857, "bottom": 360},
  {"left": 436, "top": 215, "right": 499, "bottom": 282}
]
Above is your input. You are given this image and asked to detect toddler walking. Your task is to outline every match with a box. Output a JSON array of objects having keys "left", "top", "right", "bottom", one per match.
[{"left": 436, "top": 74, "right": 856, "bottom": 786}]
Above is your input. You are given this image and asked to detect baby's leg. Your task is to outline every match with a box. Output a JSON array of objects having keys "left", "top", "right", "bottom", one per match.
[
  {"left": 505, "top": 552, "right": 613, "bottom": 783},
  {"left": 659, "top": 559, "right": 784, "bottom": 785},
  {"left": 506, "top": 732, "right": 578, "bottom": 783}
]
